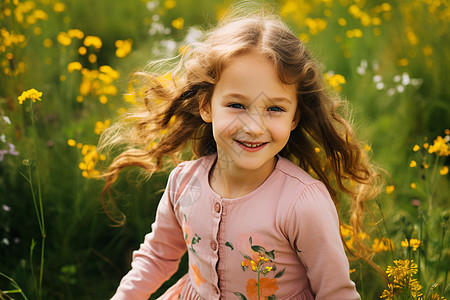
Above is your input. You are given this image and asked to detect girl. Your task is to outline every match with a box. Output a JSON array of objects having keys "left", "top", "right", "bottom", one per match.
[{"left": 101, "top": 5, "right": 380, "bottom": 300}]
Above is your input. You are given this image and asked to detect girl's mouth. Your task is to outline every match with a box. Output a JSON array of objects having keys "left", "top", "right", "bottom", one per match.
[{"left": 235, "top": 140, "right": 268, "bottom": 151}]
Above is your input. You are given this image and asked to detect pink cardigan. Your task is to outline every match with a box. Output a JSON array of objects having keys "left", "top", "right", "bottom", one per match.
[{"left": 111, "top": 154, "right": 360, "bottom": 299}]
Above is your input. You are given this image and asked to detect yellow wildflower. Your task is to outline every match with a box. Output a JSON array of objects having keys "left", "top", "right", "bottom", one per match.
[
  {"left": 43, "top": 38, "right": 53, "bottom": 48},
  {"left": 78, "top": 144, "right": 103, "bottom": 179},
  {"left": 79, "top": 46, "right": 87, "bottom": 55},
  {"left": 348, "top": 4, "right": 361, "bottom": 18},
  {"left": 372, "top": 238, "right": 393, "bottom": 252},
  {"left": 172, "top": 17, "right": 184, "bottom": 30},
  {"left": 409, "top": 160, "right": 417, "bottom": 168},
  {"left": 382, "top": 259, "right": 423, "bottom": 299},
  {"left": 57, "top": 32, "right": 71, "bottom": 46},
  {"left": 53, "top": 2, "right": 66, "bottom": 13},
  {"left": 84, "top": 35, "right": 102, "bottom": 50},
  {"left": 68, "top": 62, "right": 82, "bottom": 73},
  {"left": 401, "top": 239, "right": 421, "bottom": 251},
  {"left": 364, "top": 144, "right": 371, "bottom": 152},
  {"left": 115, "top": 39, "right": 133, "bottom": 58},
  {"left": 68, "top": 29, "right": 84, "bottom": 39},
  {"left": 440, "top": 166, "right": 449, "bottom": 175},
  {"left": 413, "top": 144, "right": 420, "bottom": 152},
  {"left": 99, "top": 65, "right": 120, "bottom": 79},
  {"left": 94, "top": 120, "right": 110, "bottom": 135},
  {"left": 386, "top": 185, "right": 395, "bottom": 194},
  {"left": 338, "top": 18, "right": 347, "bottom": 26},
  {"left": 305, "top": 18, "right": 327, "bottom": 35},
  {"left": 386, "top": 259, "right": 418, "bottom": 278},
  {"left": 324, "top": 73, "right": 346, "bottom": 92},
  {"left": 398, "top": 58, "right": 409, "bottom": 66},
  {"left": 381, "top": 3, "right": 391, "bottom": 11},
  {"left": 428, "top": 136, "right": 449, "bottom": 156},
  {"left": 18, "top": 88, "right": 42, "bottom": 104},
  {"left": 164, "top": 0, "right": 176, "bottom": 9},
  {"left": 34, "top": 27, "right": 42, "bottom": 35},
  {"left": 423, "top": 45, "right": 433, "bottom": 57},
  {"left": 410, "top": 183, "right": 417, "bottom": 189},
  {"left": 88, "top": 54, "right": 97, "bottom": 63},
  {"left": 67, "top": 139, "right": 76, "bottom": 147},
  {"left": 99, "top": 95, "right": 108, "bottom": 104},
  {"left": 346, "top": 29, "right": 363, "bottom": 38},
  {"left": 407, "top": 29, "right": 419, "bottom": 45}
]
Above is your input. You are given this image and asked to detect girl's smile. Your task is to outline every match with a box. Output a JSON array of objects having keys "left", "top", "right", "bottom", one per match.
[{"left": 235, "top": 140, "right": 268, "bottom": 152}]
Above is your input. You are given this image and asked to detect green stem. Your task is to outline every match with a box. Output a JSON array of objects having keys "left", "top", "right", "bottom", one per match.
[
  {"left": 21, "top": 169, "right": 43, "bottom": 233},
  {"left": 376, "top": 199, "right": 394, "bottom": 259},
  {"left": 29, "top": 101, "right": 45, "bottom": 237},
  {"left": 434, "top": 217, "right": 448, "bottom": 283},
  {"left": 257, "top": 271, "right": 260, "bottom": 300},
  {"left": 418, "top": 209, "right": 423, "bottom": 283},
  {"left": 29, "top": 239, "right": 37, "bottom": 295},
  {"left": 28, "top": 100, "right": 46, "bottom": 300},
  {"left": 25, "top": 168, "right": 43, "bottom": 233},
  {"left": 0, "top": 271, "right": 29, "bottom": 300},
  {"left": 427, "top": 155, "right": 440, "bottom": 215}
]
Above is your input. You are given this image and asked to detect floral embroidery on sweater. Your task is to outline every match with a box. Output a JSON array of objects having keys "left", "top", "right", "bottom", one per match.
[
  {"left": 232, "top": 237, "right": 285, "bottom": 300},
  {"left": 183, "top": 214, "right": 205, "bottom": 286}
]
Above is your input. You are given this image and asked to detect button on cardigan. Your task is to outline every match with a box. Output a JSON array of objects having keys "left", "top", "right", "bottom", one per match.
[{"left": 111, "top": 154, "right": 361, "bottom": 300}]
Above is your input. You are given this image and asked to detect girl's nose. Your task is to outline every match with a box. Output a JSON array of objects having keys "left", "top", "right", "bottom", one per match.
[{"left": 242, "top": 112, "right": 265, "bottom": 136}]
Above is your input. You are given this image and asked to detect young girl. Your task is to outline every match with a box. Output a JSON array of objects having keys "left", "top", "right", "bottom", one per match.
[{"left": 101, "top": 6, "right": 380, "bottom": 300}]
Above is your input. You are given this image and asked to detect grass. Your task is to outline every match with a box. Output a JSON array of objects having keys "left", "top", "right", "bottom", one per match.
[{"left": 0, "top": 0, "right": 449, "bottom": 299}]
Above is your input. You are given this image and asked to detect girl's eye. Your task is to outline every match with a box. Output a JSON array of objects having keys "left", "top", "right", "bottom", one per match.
[
  {"left": 228, "top": 103, "right": 245, "bottom": 109},
  {"left": 268, "top": 106, "right": 285, "bottom": 112}
]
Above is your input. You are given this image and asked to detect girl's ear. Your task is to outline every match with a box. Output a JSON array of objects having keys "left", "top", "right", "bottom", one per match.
[
  {"left": 291, "top": 109, "right": 300, "bottom": 131},
  {"left": 200, "top": 104, "right": 212, "bottom": 123}
]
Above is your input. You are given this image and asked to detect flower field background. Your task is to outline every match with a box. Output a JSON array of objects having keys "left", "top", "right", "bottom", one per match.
[{"left": 0, "top": 0, "right": 448, "bottom": 299}]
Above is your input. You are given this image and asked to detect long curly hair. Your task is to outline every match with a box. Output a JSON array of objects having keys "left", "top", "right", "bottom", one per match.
[{"left": 99, "top": 5, "right": 382, "bottom": 266}]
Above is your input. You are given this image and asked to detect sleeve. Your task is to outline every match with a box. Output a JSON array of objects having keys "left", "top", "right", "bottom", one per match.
[
  {"left": 111, "top": 165, "right": 187, "bottom": 300},
  {"left": 285, "top": 182, "right": 360, "bottom": 300}
]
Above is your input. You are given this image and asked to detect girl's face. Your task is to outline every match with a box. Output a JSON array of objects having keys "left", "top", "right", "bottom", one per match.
[{"left": 200, "top": 52, "right": 299, "bottom": 174}]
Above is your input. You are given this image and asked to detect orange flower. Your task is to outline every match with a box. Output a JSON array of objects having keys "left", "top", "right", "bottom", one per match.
[
  {"left": 183, "top": 223, "right": 191, "bottom": 245},
  {"left": 246, "top": 278, "right": 278, "bottom": 300},
  {"left": 192, "top": 264, "right": 206, "bottom": 286}
]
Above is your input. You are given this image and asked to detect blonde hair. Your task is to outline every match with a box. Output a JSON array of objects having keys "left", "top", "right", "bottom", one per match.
[{"left": 99, "top": 4, "right": 382, "bottom": 265}]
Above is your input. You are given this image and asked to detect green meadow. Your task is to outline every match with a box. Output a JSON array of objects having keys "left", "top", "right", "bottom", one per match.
[{"left": 0, "top": 0, "right": 448, "bottom": 299}]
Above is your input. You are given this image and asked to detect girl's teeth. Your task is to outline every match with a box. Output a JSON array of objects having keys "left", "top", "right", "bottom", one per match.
[{"left": 241, "top": 141, "right": 263, "bottom": 148}]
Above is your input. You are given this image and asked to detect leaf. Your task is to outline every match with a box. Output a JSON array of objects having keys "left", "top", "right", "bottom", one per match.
[
  {"left": 241, "top": 265, "right": 248, "bottom": 272},
  {"left": 239, "top": 251, "right": 252, "bottom": 261},
  {"left": 191, "top": 233, "right": 201, "bottom": 244},
  {"left": 271, "top": 264, "right": 277, "bottom": 272},
  {"left": 190, "top": 246, "right": 197, "bottom": 255},
  {"left": 268, "top": 295, "right": 278, "bottom": 300},
  {"left": 251, "top": 245, "right": 268, "bottom": 254},
  {"left": 265, "top": 249, "right": 275, "bottom": 261},
  {"left": 233, "top": 292, "right": 248, "bottom": 300},
  {"left": 249, "top": 236, "right": 253, "bottom": 246},
  {"left": 274, "top": 268, "right": 286, "bottom": 278},
  {"left": 225, "top": 241, "right": 234, "bottom": 250}
]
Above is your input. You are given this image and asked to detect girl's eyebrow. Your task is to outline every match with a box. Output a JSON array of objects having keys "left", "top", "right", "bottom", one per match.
[{"left": 222, "top": 92, "right": 293, "bottom": 104}]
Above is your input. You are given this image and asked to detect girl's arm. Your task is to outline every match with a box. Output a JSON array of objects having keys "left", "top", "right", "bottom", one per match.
[
  {"left": 286, "top": 182, "right": 361, "bottom": 300},
  {"left": 111, "top": 167, "right": 187, "bottom": 300}
]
